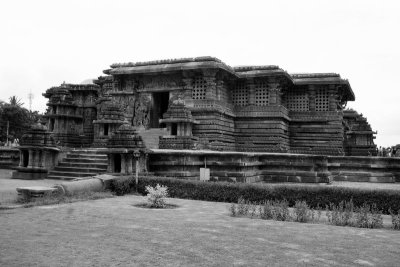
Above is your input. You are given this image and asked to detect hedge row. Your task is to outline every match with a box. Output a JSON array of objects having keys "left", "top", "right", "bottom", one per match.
[{"left": 109, "top": 176, "right": 400, "bottom": 214}]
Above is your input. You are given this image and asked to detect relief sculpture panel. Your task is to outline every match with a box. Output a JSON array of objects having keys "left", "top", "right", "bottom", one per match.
[{"left": 132, "top": 94, "right": 151, "bottom": 128}]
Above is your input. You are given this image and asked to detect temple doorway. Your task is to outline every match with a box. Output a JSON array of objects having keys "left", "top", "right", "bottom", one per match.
[
  {"left": 22, "top": 150, "right": 29, "bottom": 167},
  {"left": 114, "top": 154, "right": 121, "bottom": 173},
  {"left": 150, "top": 92, "right": 169, "bottom": 128}
]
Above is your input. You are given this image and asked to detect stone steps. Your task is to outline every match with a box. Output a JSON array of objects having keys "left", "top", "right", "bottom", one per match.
[
  {"left": 47, "top": 149, "right": 108, "bottom": 180},
  {"left": 63, "top": 157, "right": 108, "bottom": 164},
  {"left": 57, "top": 162, "right": 108, "bottom": 169}
]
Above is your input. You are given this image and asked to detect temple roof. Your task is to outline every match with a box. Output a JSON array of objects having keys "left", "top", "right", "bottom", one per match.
[
  {"left": 290, "top": 73, "right": 355, "bottom": 101},
  {"left": 103, "top": 56, "right": 356, "bottom": 101},
  {"left": 104, "top": 56, "right": 236, "bottom": 76}
]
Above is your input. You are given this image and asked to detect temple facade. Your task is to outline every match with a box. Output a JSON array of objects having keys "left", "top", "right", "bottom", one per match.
[{"left": 43, "top": 57, "right": 376, "bottom": 156}]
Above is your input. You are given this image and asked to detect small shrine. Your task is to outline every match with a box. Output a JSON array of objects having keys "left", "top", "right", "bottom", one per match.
[
  {"left": 159, "top": 99, "right": 199, "bottom": 150},
  {"left": 12, "top": 122, "right": 60, "bottom": 179},
  {"left": 106, "top": 124, "right": 147, "bottom": 174},
  {"left": 93, "top": 98, "right": 126, "bottom": 147},
  {"left": 343, "top": 109, "right": 377, "bottom": 156}
]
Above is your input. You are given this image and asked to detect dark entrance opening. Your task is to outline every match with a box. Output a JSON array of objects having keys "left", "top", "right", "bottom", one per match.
[
  {"left": 104, "top": 124, "right": 109, "bottom": 136},
  {"left": 150, "top": 92, "right": 169, "bottom": 128},
  {"left": 22, "top": 150, "right": 29, "bottom": 167},
  {"left": 114, "top": 154, "right": 121, "bottom": 173},
  {"left": 49, "top": 119, "right": 55, "bottom": 132},
  {"left": 171, "top": 123, "right": 177, "bottom": 136}
]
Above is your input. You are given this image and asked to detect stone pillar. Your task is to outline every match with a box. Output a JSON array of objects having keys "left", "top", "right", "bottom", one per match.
[
  {"left": 33, "top": 150, "right": 40, "bottom": 168},
  {"left": 121, "top": 154, "right": 126, "bottom": 174},
  {"left": 107, "top": 154, "right": 113, "bottom": 172},
  {"left": 19, "top": 151, "right": 24, "bottom": 167},
  {"left": 248, "top": 79, "right": 255, "bottom": 105},
  {"left": 187, "top": 123, "right": 193, "bottom": 136},
  {"left": 203, "top": 69, "right": 217, "bottom": 100},
  {"left": 308, "top": 85, "right": 316, "bottom": 111},
  {"left": 216, "top": 80, "right": 225, "bottom": 101},
  {"left": 269, "top": 83, "right": 281, "bottom": 106},
  {"left": 328, "top": 84, "right": 337, "bottom": 111},
  {"left": 182, "top": 78, "right": 193, "bottom": 100},
  {"left": 27, "top": 150, "right": 33, "bottom": 168},
  {"left": 127, "top": 154, "right": 133, "bottom": 174},
  {"left": 38, "top": 150, "right": 43, "bottom": 168},
  {"left": 42, "top": 150, "right": 48, "bottom": 168}
]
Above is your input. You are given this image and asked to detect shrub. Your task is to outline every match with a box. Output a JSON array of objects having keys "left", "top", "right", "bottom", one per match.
[
  {"left": 236, "top": 197, "right": 249, "bottom": 216},
  {"left": 229, "top": 203, "right": 237, "bottom": 217},
  {"left": 145, "top": 184, "right": 168, "bottom": 208},
  {"left": 123, "top": 175, "right": 400, "bottom": 214},
  {"left": 326, "top": 200, "right": 354, "bottom": 226},
  {"left": 389, "top": 209, "right": 400, "bottom": 230},
  {"left": 259, "top": 200, "right": 274, "bottom": 220},
  {"left": 249, "top": 202, "right": 258, "bottom": 218},
  {"left": 272, "top": 200, "right": 291, "bottom": 221},
  {"left": 293, "top": 201, "right": 313, "bottom": 223},
  {"left": 109, "top": 176, "right": 135, "bottom": 196},
  {"left": 354, "top": 203, "right": 383, "bottom": 229}
]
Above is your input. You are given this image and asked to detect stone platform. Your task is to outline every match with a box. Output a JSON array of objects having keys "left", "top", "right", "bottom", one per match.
[{"left": 148, "top": 149, "right": 400, "bottom": 183}]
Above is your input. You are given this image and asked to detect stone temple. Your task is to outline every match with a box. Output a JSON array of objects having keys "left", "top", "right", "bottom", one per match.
[{"left": 12, "top": 56, "right": 400, "bottom": 183}]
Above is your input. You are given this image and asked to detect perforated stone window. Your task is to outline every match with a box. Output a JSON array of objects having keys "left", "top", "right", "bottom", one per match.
[
  {"left": 192, "top": 77, "right": 206, "bottom": 99},
  {"left": 255, "top": 82, "right": 269, "bottom": 106},
  {"left": 315, "top": 88, "right": 329, "bottom": 111},
  {"left": 232, "top": 82, "right": 249, "bottom": 106},
  {"left": 287, "top": 88, "right": 309, "bottom": 111}
]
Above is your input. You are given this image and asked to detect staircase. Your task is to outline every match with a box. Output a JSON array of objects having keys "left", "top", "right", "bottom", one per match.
[
  {"left": 47, "top": 149, "right": 108, "bottom": 180},
  {"left": 137, "top": 128, "right": 168, "bottom": 149}
]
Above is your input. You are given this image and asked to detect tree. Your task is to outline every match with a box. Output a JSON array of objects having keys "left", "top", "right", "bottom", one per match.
[
  {"left": 0, "top": 98, "right": 42, "bottom": 143},
  {"left": 8, "top": 96, "right": 24, "bottom": 107}
]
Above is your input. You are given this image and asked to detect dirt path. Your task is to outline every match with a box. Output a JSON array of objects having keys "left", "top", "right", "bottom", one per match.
[{"left": 1, "top": 195, "right": 400, "bottom": 266}]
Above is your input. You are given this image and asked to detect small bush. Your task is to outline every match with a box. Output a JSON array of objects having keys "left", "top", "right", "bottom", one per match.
[
  {"left": 236, "top": 197, "right": 249, "bottom": 216},
  {"left": 326, "top": 200, "right": 383, "bottom": 229},
  {"left": 326, "top": 200, "right": 354, "bottom": 226},
  {"left": 145, "top": 184, "right": 168, "bottom": 208},
  {"left": 389, "top": 209, "right": 400, "bottom": 230},
  {"left": 249, "top": 202, "right": 257, "bottom": 218},
  {"left": 229, "top": 203, "right": 237, "bottom": 217},
  {"left": 272, "top": 200, "right": 291, "bottom": 221},
  {"left": 259, "top": 200, "right": 274, "bottom": 220},
  {"left": 354, "top": 203, "right": 383, "bottom": 229},
  {"left": 293, "top": 201, "right": 313, "bottom": 223}
]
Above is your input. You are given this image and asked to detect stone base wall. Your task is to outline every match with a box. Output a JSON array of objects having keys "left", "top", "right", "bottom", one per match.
[
  {"left": 148, "top": 149, "right": 400, "bottom": 183},
  {"left": 235, "top": 117, "right": 289, "bottom": 152},
  {"left": 289, "top": 111, "right": 345, "bottom": 155},
  {"left": 12, "top": 168, "right": 48, "bottom": 180},
  {"left": 159, "top": 136, "right": 199, "bottom": 150},
  {"left": 329, "top": 156, "right": 400, "bottom": 182},
  {"left": 0, "top": 148, "right": 19, "bottom": 169},
  {"left": 192, "top": 110, "right": 236, "bottom": 151}
]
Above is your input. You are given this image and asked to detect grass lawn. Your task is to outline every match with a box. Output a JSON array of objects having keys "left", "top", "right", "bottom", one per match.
[{"left": 1, "top": 195, "right": 400, "bottom": 266}]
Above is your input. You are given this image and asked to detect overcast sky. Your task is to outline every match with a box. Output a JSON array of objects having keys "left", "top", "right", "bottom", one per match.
[{"left": 0, "top": 0, "right": 399, "bottom": 146}]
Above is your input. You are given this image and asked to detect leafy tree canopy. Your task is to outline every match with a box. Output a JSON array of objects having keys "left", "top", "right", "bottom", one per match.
[{"left": 0, "top": 96, "right": 42, "bottom": 143}]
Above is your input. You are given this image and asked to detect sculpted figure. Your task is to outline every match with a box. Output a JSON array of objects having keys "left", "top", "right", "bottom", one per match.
[{"left": 132, "top": 94, "right": 151, "bottom": 128}]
